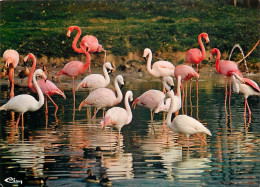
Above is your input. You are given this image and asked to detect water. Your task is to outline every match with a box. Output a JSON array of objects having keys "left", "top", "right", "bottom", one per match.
[{"left": 0, "top": 73, "right": 259, "bottom": 186}]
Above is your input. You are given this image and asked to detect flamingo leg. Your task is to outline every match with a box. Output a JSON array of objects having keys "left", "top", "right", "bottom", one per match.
[
  {"left": 47, "top": 95, "right": 58, "bottom": 115},
  {"left": 244, "top": 98, "right": 247, "bottom": 119},
  {"left": 224, "top": 77, "right": 228, "bottom": 115},
  {"left": 185, "top": 81, "right": 188, "bottom": 114},
  {"left": 21, "top": 113, "right": 24, "bottom": 129},
  {"left": 190, "top": 79, "right": 193, "bottom": 116},
  {"left": 246, "top": 99, "right": 251, "bottom": 118},
  {"left": 182, "top": 82, "right": 184, "bottom": 114},
  {"left": 229, "top": 77, "right": 232, "bottom": 117},
  {"left": 195, "top": 134, "right": 207, "bottom": 145},
  {"left": 9, "top": 67, "right": 15, "bottom": 98},
  {"left": 45, "top": 97, "right": 48, "bottom": 115},
  {"left": 16, "top": 113, "right": 21, "bottom": 128},
  {"left": 187, "top": 136, "right": 190, "bottom": 150},
  {"left": 162, "top": 112, "right": 166, "bottom": 134},
  {"left": 102, "top": 108, "right": 106, "bottom": 118},
  {"left": 92, "top": 108, "right": 99, "bottom": 119},
  {"left": 72, "top": 77, "right": 75, "bottom": 109}
]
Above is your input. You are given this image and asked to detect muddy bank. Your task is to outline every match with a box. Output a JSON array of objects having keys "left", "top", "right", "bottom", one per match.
[{"left": 0, "top": 51, "right": 259, "bottom": 90}]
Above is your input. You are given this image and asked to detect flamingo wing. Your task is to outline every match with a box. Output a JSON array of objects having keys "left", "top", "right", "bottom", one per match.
[
  {"left": 243, "top": 78, "right": 260, "bottom": 93},
  {"left": 60, "top": 61, "right": 84, "bottom": 77},
  {"left": 185, "top": 48, "right": 202, "bottom": 64}
]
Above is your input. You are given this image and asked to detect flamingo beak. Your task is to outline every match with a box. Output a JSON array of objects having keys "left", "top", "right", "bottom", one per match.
[
  {"left": 120, "top": 84, "right": 124, "bottom": 89},
  {"left": 67, "top": 30, "right": 71, "bottom": 37},
  {"left": 143, "top": 57, "right": 147, "bottom": 61},
  {"left": 108, "top": 68, "right": 113, "bottom": 74},
  {"left": 79, "top": 100, "right": 87, "bottom": 111}
]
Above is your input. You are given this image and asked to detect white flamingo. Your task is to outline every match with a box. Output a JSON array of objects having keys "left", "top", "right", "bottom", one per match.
[
  {"left": 100, "top": 90, "right": 133, "bottom": 136},
  {"left": 143, "top": 48, "right": 175, "bottom": 79},
  {"left": 232, "top": 72, "right": 260, "bottom": 122},
  {"left": 165, "top": 90, "right": 212, "bottom": 149},
  {"left": 76, "top": 62, "right": 113, "bottom": 91},
  {"left": 78, "top": 75, "right": 124, "bottom": 118},
  {"left": 0, "top": 69, "right": 47, "bottom": 127},
  {"left": 155, "top": 75, "right": 182, "bottom": 132}
]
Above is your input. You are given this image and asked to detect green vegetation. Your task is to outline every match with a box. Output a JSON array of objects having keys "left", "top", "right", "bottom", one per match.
[{"left": 0, "top": 0, "right": 259, "bottom": 63}]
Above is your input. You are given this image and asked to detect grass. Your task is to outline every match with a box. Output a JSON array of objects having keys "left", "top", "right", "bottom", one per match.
[{"left": 0, "top": 0, "right": 259, "bottom": 63}]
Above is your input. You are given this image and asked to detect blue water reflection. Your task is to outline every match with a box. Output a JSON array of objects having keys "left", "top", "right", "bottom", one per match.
[{"left": 0, "top": 73, "right": 259, "bottom": 186}]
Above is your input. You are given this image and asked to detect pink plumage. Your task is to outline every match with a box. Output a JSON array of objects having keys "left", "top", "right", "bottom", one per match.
[
  {"left": 174, "top": 65, "right": 199, "bottom": 81},
  {"left": 26, "top": 53, "right": 66, "bottom": 115},
  {"left": 185, "top": 33, "right": 209, "bottom": 69}
]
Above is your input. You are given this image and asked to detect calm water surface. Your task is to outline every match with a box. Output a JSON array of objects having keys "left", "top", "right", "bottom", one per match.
[{"left": 0, "top": 73, "right": 259, "bottom": 186}]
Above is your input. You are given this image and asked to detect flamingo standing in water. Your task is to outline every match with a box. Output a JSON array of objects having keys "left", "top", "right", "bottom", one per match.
[
  {"left": 57, "top": 51, "right": 91, "bottom": 108},
  {"left": 155, "top": 75, "right": 182, "bottom": 133},
  {"left": 0, "top": 69, "right": 47, "bottom": 128},
  {"left": 174, "top": 65, "right": 199, "bottom": 114},
  {"left": 132, "top": 76, "right": 175, "bottom": 124},
  {"left": 143, "top": 48, "right": 175, "bottom": 90},
  {"left": 78, "top": 75, "right": 124, "bottom": 119},
  {"left": 76, "top": 62, "right": 113, "bottom": 91},
  {"left": 3, "top": 49, "right": 19, "bottom": 98},
  {"left": 101, "top": 90, "right": 133, "bottom": 138},
  {"left": 211, "top": 48, "right": 243, "bottom": 114},
  {"left": 26, "top": 53, "right": 66, "bottom": 116},
  {"left": 67, "top": 26, "right": 106, "bottom": 73},
  {"left": 232, "top": 72, "right": 260, "bottom": 122},
  {"left": 165, "top": 88, "right": 212, "bottom": 149}
]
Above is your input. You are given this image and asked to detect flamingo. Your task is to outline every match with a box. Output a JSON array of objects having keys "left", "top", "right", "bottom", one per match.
[
  {"left": 211, "top": 48, "right": 243, "bottom": 114},
  {"left": 155, "top": 75, "right": 182, "bottom": 132},
  {"left": 76, "top": 62, "right": 113, "bottom": 91},
  {"left": 143, "top": 48, "right": 175, "bottom": 90},
  {"left": 165, "top": 89, "right": 212, "bottom": 149},
  {"left": 3, "top": 49, "right": 19, "bottom": 98},
  {"left": 0, "top": 69, "right": 47, "bottom": 128},
  {"left": 174, "top": 65, "right": 199, "bottom": 114},
  {"left": 57, "top": 51, "right": 91, "bottom": 108},
  {"left": 67, "top": 26, "right": 106, "bottom": 73},
  {"left": 26, "top": 53, "right": 66, "bottom": 116},
  {"left": 185, "top": 32, "right": 210, "bottom": 72},
  {"left": 100, "top": 90, "right": 133, "bottom": 137},
  {"left": 232, "top": 72, "right": 260, "bottom": 122},
  {"left": 78, "top": 75, "right": 124, "bottom": 119},
  {"left": 132, "top": 76, "right": 175, "bottom": 123}
]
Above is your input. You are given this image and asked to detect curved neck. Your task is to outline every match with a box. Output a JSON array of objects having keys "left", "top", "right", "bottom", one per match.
[
  {"left": 198, "top": 34, "right": 206, "bottom": 61},
  {"left": 71, "top": 26, "right": 83, "bottom": 53},
  {"left": 124, "top": 92, "right": 132, "bottom": 124},
  {"left": 214, "top": 49, "right": 221, "bottom": 73},
  {"left": 28, "top": 55, "right": 37, "bottom": 91},
  {"left": 81, "top": 52, "right": 91, "bottom": 74},
  {"left": 177, "top": 78, "right": 182, "bottom": 99},
  {"left": 146, "top": 50, "right": 154, "bottom": 75},
  {"left": 166, "top": 90, "right": 175, "bottom": 126},
  {"left": 103, "top": 65, "right": 110, "bottom": 85},
  {"left": 32, "top": 71, "right": 44, "bottom": 109},
  {"left": 114, "top": 78, "right": 123, "bottom": 104}
]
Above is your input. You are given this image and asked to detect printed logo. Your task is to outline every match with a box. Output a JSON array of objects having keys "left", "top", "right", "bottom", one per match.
[{"left": 4, "top": 177, "right": 23, "bottom": 184}]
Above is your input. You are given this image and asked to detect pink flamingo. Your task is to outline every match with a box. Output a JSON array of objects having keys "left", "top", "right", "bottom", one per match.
[
  {"left": 132, "top": 89, "right": 165, "bottom": 124},
  {"left": 76, "top": 62, "right": 113, "bottom": 91},
  {"left": 143, "top": 48, "right": 175, "bottom": 90},
  {"left": 67, "top": 26, "right": 106, "bottom": 73},
  {"left": 3, "top": 49, "right": 19, "bottom": 98},
  {"left": 232, "top": 72, "right": 260, "bottom": 122},
  {"left": 101, "top": 90, "right": 133, "bottom": 138},
  {"left": 174, "top": 65, "right": 199, "bottom": 114},
  {"left": 26, "top": 53, "right": 66, "bottom": 116},
  {"left": 185, "top": 33, "right": 210, "bottom": 72},
  {"left": 78, "top": 75, "right": 124, "bottom": 119},
  {"left": 57, "top": 51, "right": 91, "bottom": 108},
  {"left": 0, "top": 69, "right": 47, "bottom": 128},
  {"left": 211, "top": 48, "right": 243, "bottom": 114}
]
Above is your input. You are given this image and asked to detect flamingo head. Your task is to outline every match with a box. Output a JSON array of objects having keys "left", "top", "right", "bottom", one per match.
[
  {"left": 4, "top": 58, "right": 15, "bottom": 68},
  {"left": 116, "top": 75, "right": 124, "bottom": 89},
  {"left": 78, "top": 100, "right": 87, "bottom": 111},
  {"left": 200, "top": 33, "right": 210, "bottom": 44},
  {"left": 35, "top": 69, "right": 47, "bottom": 82},
  {"left": 163, "top": 76, "right": 174, "bottom": 92},
  {"left": 143, "top": 48, "right": 151, "bottom": 60},
  {"left": 104, "top": 62, "right": 113, "bottom": 74},
  {"left": 97, "top": 45, "right": 105, "bottom": 53},
  {"left": 67, "top": 26, "right": 78, "bottom": 37}
]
